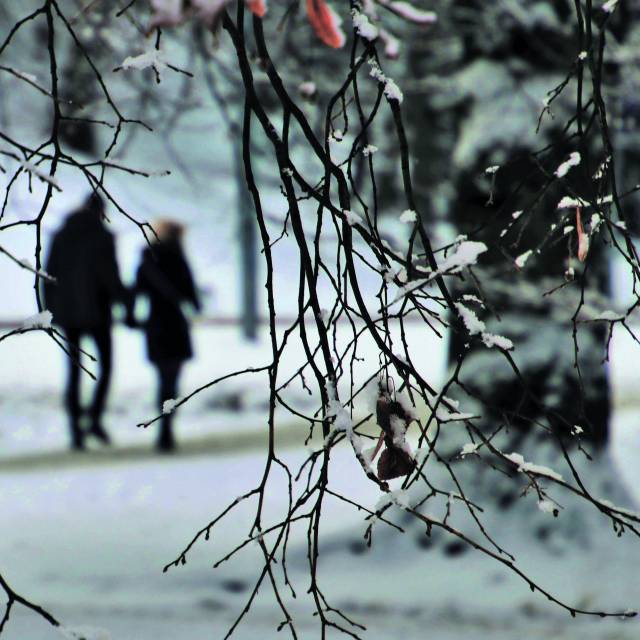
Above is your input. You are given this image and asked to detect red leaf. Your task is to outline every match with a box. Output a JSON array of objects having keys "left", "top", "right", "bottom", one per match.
[
  {"left": 306, "top": 0, "right": 346, "bottom": 48},
  {"left": 246, "top": 0, "right": 267, "bottom": 17},
  {"left": 576, "top": 207, "right": 589, "bottom": 262}
]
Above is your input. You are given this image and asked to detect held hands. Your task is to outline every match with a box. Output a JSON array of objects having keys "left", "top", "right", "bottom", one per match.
[{"left": 124, "top": 311, "right": 139, "bottom": 329}]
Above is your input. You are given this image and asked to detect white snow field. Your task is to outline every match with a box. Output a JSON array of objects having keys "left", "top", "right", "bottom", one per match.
[{"left": 1, "top": 322, "right": 640, "bottom": 640}]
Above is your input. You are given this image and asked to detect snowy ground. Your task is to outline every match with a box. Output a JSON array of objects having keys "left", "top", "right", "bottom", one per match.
[
  {"left": 1, "top": 324, "right": 640, "bottom": 639},
  {"left": 3, "top": 433, "right": 640, "bottom": 640}
]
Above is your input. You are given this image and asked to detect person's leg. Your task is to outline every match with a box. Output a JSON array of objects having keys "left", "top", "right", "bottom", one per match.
[
  {"left": 87, "top": 325, "right": 112, "bottom": 444},
  {"left": 156, "top": 362, "right": 181, "bottom": 451},
  {"left": 63, "top": 328, "right": 84, "bottom": 450}
]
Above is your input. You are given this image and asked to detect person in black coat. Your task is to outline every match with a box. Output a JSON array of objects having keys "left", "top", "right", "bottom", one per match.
[
  {"left": 44, "top": 192, "right": 129, "bottom": 450},
  {"left": 131, "top": 219, "right": 200, "bottom": 451}
]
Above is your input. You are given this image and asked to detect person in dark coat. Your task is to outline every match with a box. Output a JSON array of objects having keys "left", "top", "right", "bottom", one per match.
[
  {"left": 44, "top": 192, "right": 129, "bottom": 450},
  {"left": 131, "top": 219, "right": 200, "bottom": 451}
]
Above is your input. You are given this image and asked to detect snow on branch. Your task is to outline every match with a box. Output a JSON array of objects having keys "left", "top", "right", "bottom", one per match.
[
  {"left": 375, "top": 0, "right": 437, "bottom": 25},
  {"left": 554, "top": 151, "right": 581, "bottom": 178},
  {"left": 115, "top": 47, "right": 192, "bottom": 79},
  {"left": 455, "top": 303, "right": 514, "bottom": 351},
  {"left": 557, "top": 194, "right": 613, "bottom": 209},
  {"left": 386, "top": 241, "right": 487, "bottom": 307},
  {"left": 455, "top": 302, "right": 485, "bottom": 335},
  {"left": 21, "top": 310, "right": 53, "bottom": 330},
  {"left": 18, "top": 159, "right": 61, "bottom": 191},
  {"left": 0, "top": 245, "right": 56, "bottom": 282},
  {"left": 481, "top": 333, "right": 513, "bottom": 350},
  {"left": 368, "top": 59, "right": 404, "bottom": 103},
  {"left": 503, "top": 452, "right": 564, "bottom": 482},
  {"left": 119, "top": 48, "right": 168, "bottom": 72},
  {"left": 352, "top": 8, "right": 379, "bottom": 41}
]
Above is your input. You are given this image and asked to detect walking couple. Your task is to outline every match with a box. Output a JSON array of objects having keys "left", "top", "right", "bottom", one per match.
[{"left": 44, "top": 192, "right": 201, "bottom": 452}]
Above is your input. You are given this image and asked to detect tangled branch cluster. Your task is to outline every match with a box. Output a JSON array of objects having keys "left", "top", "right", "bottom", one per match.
[{"left": 2, "top": 0, "right": 640, "bottom": 638}]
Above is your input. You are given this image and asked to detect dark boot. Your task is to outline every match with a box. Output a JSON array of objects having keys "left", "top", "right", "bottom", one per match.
[
  {"left": 70, "top": 418, "right": 85, "bottom": 451},
  {"left": 87, "top": 415, "right": 111, "bottom": 445}
]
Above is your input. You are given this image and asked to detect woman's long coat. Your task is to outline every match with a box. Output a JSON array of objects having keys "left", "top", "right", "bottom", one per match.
[{"left": 134, "top": 241, "right": 200, "bottom": 364}]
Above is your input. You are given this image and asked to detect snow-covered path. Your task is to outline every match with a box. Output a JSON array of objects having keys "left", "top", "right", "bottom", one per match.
[
  {"left": 0, "top": 446, "right": 381, "bottom": 640},
  {"left": 3, "top": 442, "right": 640, "bottom": 640},
  {"left": 2, "top": 324, "right": 640, "bottom": 639}
]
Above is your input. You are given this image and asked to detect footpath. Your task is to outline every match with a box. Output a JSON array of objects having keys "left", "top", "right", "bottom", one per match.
[{"left": 0, "top": 421, "right": 318, "bottom": 474}]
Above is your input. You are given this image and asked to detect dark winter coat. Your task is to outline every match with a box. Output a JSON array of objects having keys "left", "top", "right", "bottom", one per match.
[
  {"left": 134, "top": 240, "right": 200, "bottom": 364},
  {"left": 44, "top": 208, "right": 126, "bottom": 329}
]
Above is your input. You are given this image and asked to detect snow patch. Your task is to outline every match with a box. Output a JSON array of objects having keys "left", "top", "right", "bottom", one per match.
[
  {"left": 504, "top": 452, "right": 564, "bottom": 482},
  {"left": 557, "top": 194, "right": 613, "bottom": 209},
  {"left": 362, "top": 144, "right": 378, "bottom": 156},
  {"left": 399, "top": 209, "right": 417, "bottom": 224},
  {"left": 554, "top": 152, "right": 581, "bottom": 178},
  {"left": 368, "top": 60, "right": 403, "bottom": 103},
  {"left": 436, "top": 409, "right": 477, "bottom": 423},
  {"left": 455, "top": 303, "right": 485, "bottom": 336},
  {"left": 352, "top": 9, "right": 379, "bottom": 40},
  {"left": 594, "top": 310, "right": 624, "bottom": 322},
  {"left": 439, "top": 241, "right": 487, "bottom": 273},
  {"left": 537, "top": 499, "right": 558, "bottom": 515},
  {"left": 162, "top": 398, "right": 181, "bottom": 414},
  {"left": 298, "top": 81, "right": 317, "bottom": 98},
  {"left": 21, "top": 310, "right": 53, "bottom": 330},
  {"left": 460, "top": 442, "right": 479, "bottom": 457},
  {"left": 515, "top": 250, "right": 533, "bottom": 269},
  {"left": 120, "top": 48, "right": 168, "bottom": 75},
  {"left": 481, "top": 333, "right": 514, "bottom": 351},
  {"left": 19, "top": 160, "right": 60, "bottom": 189},
  {"left": 386, "top": 1, "right": 437, "bottom": 24}
]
